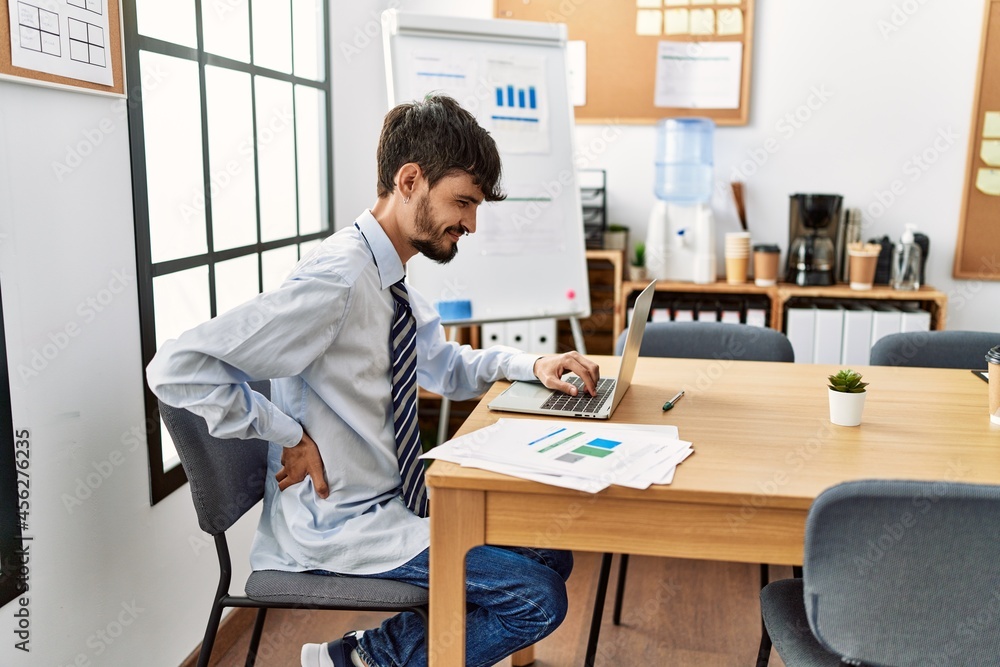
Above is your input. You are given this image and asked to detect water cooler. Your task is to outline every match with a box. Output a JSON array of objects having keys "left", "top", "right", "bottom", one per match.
[{"left": 646, "top": 118, "right": 717, "bottom": 284}]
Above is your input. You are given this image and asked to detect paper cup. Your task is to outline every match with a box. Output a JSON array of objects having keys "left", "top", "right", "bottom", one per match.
[
  {"left": 848, "top": 245, "right": 881, "bottom": 290},
  {"left": 988, "top": 346, "right": 1000, "bottom": 426},
  {"left": 725, "top": 256, "right": 749, "bottom": 284},
  {"left": 753, "top": 244, "right": 780, "bottom": 287}
]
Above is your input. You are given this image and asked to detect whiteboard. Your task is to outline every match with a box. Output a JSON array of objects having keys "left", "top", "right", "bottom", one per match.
[{"left": 381, "top": 10, "right": 591, "bottom": 325}]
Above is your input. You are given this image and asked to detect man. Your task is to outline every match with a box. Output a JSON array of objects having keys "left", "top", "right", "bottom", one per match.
[{"left": 147, "top": 95, "right": 600, "bottom": 667}]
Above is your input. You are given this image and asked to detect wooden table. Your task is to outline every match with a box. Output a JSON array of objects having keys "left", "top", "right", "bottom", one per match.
[{"left": 426, "top": 357, "right": 1000, "bottom": 666}]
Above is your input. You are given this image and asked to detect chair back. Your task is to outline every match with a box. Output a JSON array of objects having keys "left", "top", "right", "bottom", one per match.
[
  {"left": 615, "top": 321, "right": 794, "bottom": 362},
  {"left": 869, "top": 330, "right": 1000, "bottom": 368},
  {"left": 804, "top": 479, "right": 1000, "bottom": 666},
  {"left": 158, "top": 380, "right": 272, "bottom": 535}
]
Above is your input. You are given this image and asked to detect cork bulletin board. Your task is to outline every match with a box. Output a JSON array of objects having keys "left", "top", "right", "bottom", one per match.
[
  {"left": 495, "top": 0, "right": 755, "bottom": 125},
  {"left": 955, "top": 0, "right": 1000, "bottom": 279},
  {"left": 0, "top": 0, "right": 125, "bottom": 97}
]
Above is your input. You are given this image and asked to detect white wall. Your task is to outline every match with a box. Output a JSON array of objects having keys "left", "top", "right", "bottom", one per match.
[
  {"left": 0, "top": 83, "right": 258, "bottom": 667},
  {"left": 0, "top": 1, "right": 996, "bottom": 665},
  {"left": 577, "top": 1, "right": 1000, "bottom": 332},
  {"left": 336, "top": 0, "right": 1000, "bottom": 332},
  {"left": 332, "top": 0, "right": 493, "bottom": 228}
]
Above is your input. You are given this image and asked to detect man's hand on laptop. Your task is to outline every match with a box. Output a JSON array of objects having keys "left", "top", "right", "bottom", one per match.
[
  {"left": 533, "top": 352, "right": 601, "bottom": 397},
  {"left": 276, "top": 430, "right": 330, "bottom": 499}
]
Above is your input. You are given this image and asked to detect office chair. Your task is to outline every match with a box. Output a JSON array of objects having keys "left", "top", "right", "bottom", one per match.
[
  {"left": 756, "top": 479, "right": 1000, "bottom": 667},
  {"left": 583, "top": 322, "right": 794, "bottom": 666},
  {"left": 159, "top": 381, "right": 428, "bottom": 667},
  {"left": 869, "top": 330, "right": 999, "bottom": 369}
]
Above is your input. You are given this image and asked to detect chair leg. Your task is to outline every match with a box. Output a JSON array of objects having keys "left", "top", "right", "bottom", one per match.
[
  {"left": 612, "top": 554, "right": 630, "bottom": 626},
  {"left": 245, "top": 608, "right": 268, "bottom": 667},
  {"left": 755, "top": 618, "right": 773, "bottom": 667},
  {"left": 196, "top": 599, "right": 226, "bottom": 667},
  {"left": 584, "top": 553, "right": 615, "bottom": 667},
  {"left": 793, "top": 565, "right": 803, "bottom": 579},
  {"left": 760, "top": 563, "right": 769, "bottom": 590}
]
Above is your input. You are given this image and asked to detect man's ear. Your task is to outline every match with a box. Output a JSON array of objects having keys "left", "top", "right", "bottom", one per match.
[{"left": 395, "top": 163, "right": 422, "bottom": 200}]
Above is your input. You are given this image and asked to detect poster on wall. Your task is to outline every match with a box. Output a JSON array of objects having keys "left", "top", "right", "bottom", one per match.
[{"left": 7, "top": 0, "right": 114, "bottom": 86}]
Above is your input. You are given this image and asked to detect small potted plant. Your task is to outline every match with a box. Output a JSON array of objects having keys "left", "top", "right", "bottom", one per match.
[
  {"left": 603, "top": 223, "right": 629, "bottom": 251},
  {"left": 828, "top": 369, "right": 868, "bottom": 426},
  {"left": 629, "top": 242, "right": 647, "bottom": 281}
]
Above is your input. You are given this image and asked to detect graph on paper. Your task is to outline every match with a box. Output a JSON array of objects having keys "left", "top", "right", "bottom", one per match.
[
  {"left": 486, "top": 56, "right": 550, "bottom": 154},
  {"left": 495, "top": 84, "right": 538, "bottom": 111}
]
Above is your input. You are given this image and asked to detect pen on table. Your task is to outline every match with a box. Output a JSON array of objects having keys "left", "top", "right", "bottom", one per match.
[{"left": 662, "top": 390, "right": 685, "bottom": 411}]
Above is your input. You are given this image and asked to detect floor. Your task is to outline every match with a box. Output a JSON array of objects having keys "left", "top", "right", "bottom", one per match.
[{"left": 210, "top": 552, "right": 789, "bottom": 666}]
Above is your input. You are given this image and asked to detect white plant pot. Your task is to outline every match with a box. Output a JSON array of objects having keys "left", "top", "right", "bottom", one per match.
[
  {"left": 829, "top": 388, "right": 867, "bottom": 426},
  {"left": 604, "top": 231, "right": 628, "bottom": 250},
  {"left": 628, "top": 265, "right": 648, "bottom": 281}
]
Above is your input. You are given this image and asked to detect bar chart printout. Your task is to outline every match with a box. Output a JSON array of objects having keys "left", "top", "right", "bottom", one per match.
[
  {"left": 486, "top": 55, "right": 551, "bottom": 154},
  {"left": 495, "top": 83, "right": 538, "bottom": 110},
  {"left": 421, "top": 418, "right": 693, "bottom": 491}
]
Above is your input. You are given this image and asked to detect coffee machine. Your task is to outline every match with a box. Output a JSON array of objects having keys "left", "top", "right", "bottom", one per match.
[{"left": 786, "top": 193, "right": 843, "bottom": 286}]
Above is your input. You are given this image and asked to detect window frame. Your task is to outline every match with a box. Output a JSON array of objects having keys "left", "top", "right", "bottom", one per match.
[{"left": 122, "top": 0, "right": 333, "bottom": 504}]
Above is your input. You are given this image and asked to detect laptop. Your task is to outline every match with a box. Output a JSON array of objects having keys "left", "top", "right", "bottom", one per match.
[{"left": 488, "top": 280, "right": 656, "bottom": 419}]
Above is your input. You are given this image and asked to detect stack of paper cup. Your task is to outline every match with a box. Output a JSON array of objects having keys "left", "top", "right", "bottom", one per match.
[{"left": 725, "top": 232, "right": 751, "bottom": 284}]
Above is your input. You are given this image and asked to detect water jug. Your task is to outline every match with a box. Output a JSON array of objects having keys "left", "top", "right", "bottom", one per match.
[{"left": 654, "top": 118, "right": 714, "bottom": 203}]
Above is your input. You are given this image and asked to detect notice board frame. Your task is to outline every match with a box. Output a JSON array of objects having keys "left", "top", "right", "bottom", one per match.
[
  {"left": 954, "top": 0, "right": 1000, "bottom": 280},
  {"left": 0, "top": 0, "right": 125, "bottom": 97},
  {"left": 494, "top": 0, "right": 754, "bottom": 126}
]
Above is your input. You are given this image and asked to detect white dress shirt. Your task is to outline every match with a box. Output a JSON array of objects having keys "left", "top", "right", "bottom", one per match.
[{"left": 146, "top": 210, "right": 538, "bottom": 574}]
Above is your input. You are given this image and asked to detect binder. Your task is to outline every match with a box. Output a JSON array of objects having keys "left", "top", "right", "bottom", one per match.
[
  {"left": 720, "top": 308, "right": 741, "bottom": 324},
  {"left": 841, "top": 306, "right": 874, "bottom": 366},
  {"left": 813, "top": 304, "right": 845, "bottom": 365},
  {"left": 870, "top": 305, "right": 902, "bottom": 347},
  {"left": 697, "top": 300, "right": 719, "bottom": 322},
  {"left": 673, "top": 300, "right": 695, "bottom": 322},
  {"left": 651, "top": 307, "right": 671, "bottom": 323},
  {"left": 900, "top": 306, "right": 931, "bottom": 333},
  {"left": 785, "top": 306, "right": 816, "bottom": 364},
  {"left": 745, "top": 308, "right": 768, "bottom": 327}
]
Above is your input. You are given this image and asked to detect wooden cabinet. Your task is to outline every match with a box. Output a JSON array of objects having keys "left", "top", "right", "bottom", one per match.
[
  {"left": 556, "top": 249, "right": 625, "bottom": 354},
  {"left": 618, "top": 281, "right": 948, "bottom": 336}
]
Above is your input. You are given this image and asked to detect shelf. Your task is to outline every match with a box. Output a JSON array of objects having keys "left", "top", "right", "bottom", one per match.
[{"left": 622, "top": 281, "right": 948, "bottom": 332}]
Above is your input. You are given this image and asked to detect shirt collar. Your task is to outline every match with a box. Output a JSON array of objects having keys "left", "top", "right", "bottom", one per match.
[{"left": 355, "top": 209, "right": 405, "bottom": 290}]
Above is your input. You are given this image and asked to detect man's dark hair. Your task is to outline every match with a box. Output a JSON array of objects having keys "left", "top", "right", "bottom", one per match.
[{"left": 376, "top": 95, "right": 505, "bottom": 202}]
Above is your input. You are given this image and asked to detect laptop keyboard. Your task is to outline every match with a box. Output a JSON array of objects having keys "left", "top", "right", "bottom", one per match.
[{"left": 541, "top": 377, "right": 615, "bottom": 414}]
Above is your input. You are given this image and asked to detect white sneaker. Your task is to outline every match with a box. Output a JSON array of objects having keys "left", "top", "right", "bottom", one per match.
[
  {"left": 301, "top": 631, "right": 366, "bottom": 667},
  {"left": 300, "top": 642, "right": 336, "bottom": 667}
]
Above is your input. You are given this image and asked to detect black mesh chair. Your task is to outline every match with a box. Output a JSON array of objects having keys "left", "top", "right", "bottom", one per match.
[
  {"left": 582, "top": 322, "right": 795, "bottom": 666},
  {"left": 159, "top": 381, "right": 427, "bottom": 667},
  {"left": 757, "top": 479, "right": 1000, "bottom": 666},
  {"left": 869, "top": 330, "right": 1000, "bottom": 369}
]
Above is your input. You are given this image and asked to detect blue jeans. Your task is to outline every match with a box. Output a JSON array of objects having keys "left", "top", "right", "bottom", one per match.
[{"left": 326, "top": 546, "right": 573, "bottom": 667}]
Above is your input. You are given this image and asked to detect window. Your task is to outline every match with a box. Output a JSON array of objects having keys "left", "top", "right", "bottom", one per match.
[{"left": 123, "top": 0, "right": 332, "bottom": 503}]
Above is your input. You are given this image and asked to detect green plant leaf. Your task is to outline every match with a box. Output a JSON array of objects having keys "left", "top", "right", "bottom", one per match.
[{"left": 828, "top": 369, "right": 867, "bottom": 392}]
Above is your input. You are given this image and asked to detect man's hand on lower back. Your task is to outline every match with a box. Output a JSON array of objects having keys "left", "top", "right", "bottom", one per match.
[{"left": 275, "top": 430, "right": 329, "bottom": 499}]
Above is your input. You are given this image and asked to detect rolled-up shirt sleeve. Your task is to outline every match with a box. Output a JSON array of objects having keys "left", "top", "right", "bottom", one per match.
[{"left": 146, "top": 271, "right": 351, "bottom": 447}]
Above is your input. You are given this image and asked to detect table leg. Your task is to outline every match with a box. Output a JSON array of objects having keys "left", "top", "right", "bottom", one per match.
[
  {"left": 512, "top": 646, "right": 535, "bottom": 665},
  {"left": 429, "top": 488, "right": 485, "bottom": 667}
]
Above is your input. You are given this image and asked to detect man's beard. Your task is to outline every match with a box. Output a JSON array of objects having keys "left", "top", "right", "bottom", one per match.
[{"left": 409, "top": 195, "right": 460, "bottom": 264}]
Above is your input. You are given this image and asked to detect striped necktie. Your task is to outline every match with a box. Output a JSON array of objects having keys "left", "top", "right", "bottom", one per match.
[{"left": 389, "top": 281, "right": 428, "bottom": 517}]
